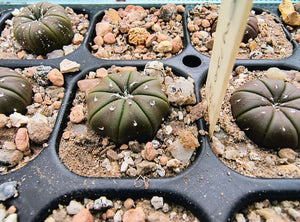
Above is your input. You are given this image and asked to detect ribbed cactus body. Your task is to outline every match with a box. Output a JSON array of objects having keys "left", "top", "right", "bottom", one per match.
[
  {"left": 87, "top": 71, "right": 170, "bottom": 144},
  {"left": 0, "top": 67, "right": 33, "bottom": 115},
  {"left": 231, "top": 78, "right": 300, "bottom": 149},
  {"left": 12, "top": 2, "right": 73, "bottom": 55}
]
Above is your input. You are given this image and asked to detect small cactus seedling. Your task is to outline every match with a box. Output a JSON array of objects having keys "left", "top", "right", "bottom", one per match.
[
  {"left": 242, "top": 14, "right": 259, "bottom": 43},
  {"left": 231, "top": 78, "right": 300, "bottom": 149},
  {"left": 0, "top": 67, "right": 33, "bottom": 115},
  {"left": 12, "top": 2, "right": 74, "bottom": 55},
  {"left": 87, "top": 71, "right": 170, "bottom": 144}
]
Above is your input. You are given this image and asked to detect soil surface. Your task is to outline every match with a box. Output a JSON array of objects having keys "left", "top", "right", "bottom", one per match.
[
  {"left": 188, "top": 3, "right": 294, "bottom": 59},
  {"left": 200, "top": 66, "right": 300, "bottom": 179},
  {"left": 59, "top": 63, "right": 200, "bottom": 178},
  {"left": 90, "top": 4, "right": 185, "bottom": 60},
  {"left": 0, "top": 66, "right": 65, "bottom": 174},
  {"left": 0, "top": 7, "right": 89, "bottom": 59},
  {"left": 45, "top": 196, "right": 199, "bottom": 222}
]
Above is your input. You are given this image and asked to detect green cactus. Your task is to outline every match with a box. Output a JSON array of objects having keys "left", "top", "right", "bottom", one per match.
[
  {"left": 0, "top": 67, "right": 33, "bottom": 115},
  {"left": 12, "top": 2, "right": 74, "bottom": 55},
  {"left": 242, "top": 14, "right": 259, "bottom": 43},
  {"left": 87, "top": 71, "right": 170, "bottom": 144},
  {"left": 230, "top": 78, "right": 300, "bottom": 149}
]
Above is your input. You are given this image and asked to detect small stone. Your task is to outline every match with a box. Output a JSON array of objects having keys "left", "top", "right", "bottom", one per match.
[
  {"left": 201, "top": 19, "right": 210, "bottom": 28},
  {"left": 77, "top": 79, "right": 101, "bottom": 94},
  {"left": 47, "top": 69, "right": 64, "bottom": 87},
  {"left": 165, "top": 77, "right": 196, "bottom": 105},
  {"left": 151, "top": 196, "right": 164, "bottom": 210},
  {"left": 148, "top": 212, "right": 169, "bottom": 222},
  {"left": 106, "top": 149, "right": 119, "bottom": 161},
  {"left": 66, "top": 200, "right": 84, "bottom": 215},
  {"left": 95, "top": 22, "right": 113, "bottom": 37},
  {"left": 128, "top": 141, "right": 142, "bottom": 152},
  {"left": 93, "top": 35, "right": 104, "bottom": 46},
  {"left": 72, "top": 33, "right": 84, "bottom": 45},
  {"left": 47, "top": 49, "right": 64, "bottom": 59},
  {"left": 106, "top": 208, "right": 115, "bottom": 219},
  {"left": 96, "top": 68, "right": 108, "bottom": 78},
  {"left": 113, "top": 210, "right": 123, "bottom": 222},
  {"left": 120, "top": 161, "right": 129, "bottom": 172},
  {"left": 3, "top": 142, "right": 16, "bottom": 150},
  {"left": 141, "top": 142, "right": 158, "bottom": 161},
  {"left": 278, "top": 148, "right": 298, "bottom": 162},
  {"left": 122, "top": 207, "right": 145, "bottom": 222},
  {"left": 166, "top": 159, "right": 181, "bottom": 168},
  {"left": 8, "top": 112, "right": 28, "bottom": 128},
  {"left": 103, "top": 32, "right": 116, "bottom": 44},
  {"left": 115, "top": 66, "right": 137, "bottom": 72},
  {"left": 124, "top": 198, "right": 135, "bottom": 210},
  {"left": 176, "top": 5, "right": 185, "bottom": 13},
  {"left": 0, "top": 181, "right": 18, "bottom": 201},
  {"left": 169, "top": 140, "right": 194, "bottom": 164},
  {"left": 94, "top": 196, "right": 113, "bottom": 210},
  {"left": 0, "top": 114, "right": 8, "bottom": 128},
  {"left": 249, "top": 41, "right": 257, "bottom": 51},
  {"left": 159, "top": 3, "right": 177, "bottom": 21},
  {"left": 33, "top": 93, "right": 43, "bottom": 103},
  {"left": 159, "top": 156, "right": 168, "bottom": 166},
  {"left": 171, "top": 36, "right": 183, "bottom": 53},
  {"left": 136, "top": 161, "right": 156, "bottom": 175},
  {"left": 104, "top": 8, "right": 121, "bottom": 23},
  {"left": 178, "top": 130, "right": 199, "bottom": 149},
  {"left": 120, "top": 144, "right": 128, "bottom": 150},
  {"left": 60, "top": 59, "right": 80, "bottom": 74},
  {"left": 15, "top": 128, "right": 30, "bottom": 153},
  {"left": 70, "top": 105, "right": 85, "bottom": 123},
  {"left": 265, "top": 67, "right": 287, "bottom": 80},
  {"left": 155, "top": 40, "right": 173, "bottom": 53},
  {"left": 72, "top": 208, "right": 93, "bottom": 222},
  {"left": 128, "top": 27, "right": 150, "bottom": 45},
  {"left": 0, "top": 149, "right": 23, "bottom": 167},
  {"left": 27, "top": 121, "right": 52, "bottom": 144},
  {"left": 211, "top": 136, "right": 225, "bottom": 155}
]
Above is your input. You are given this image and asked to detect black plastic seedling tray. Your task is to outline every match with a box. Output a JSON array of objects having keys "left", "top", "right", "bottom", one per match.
[{"left": 1, "top": 3, "right": 300, "bottom": 222}]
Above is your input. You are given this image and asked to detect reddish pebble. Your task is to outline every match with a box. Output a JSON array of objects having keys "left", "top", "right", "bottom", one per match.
[
  {"left": 15, "top": 128, "right": 30, "bottom": 153},
  {"left": 72, "top": 208, "right": 94, "bottom": 222},
  {"left": 103, "top": 32, "right": 116, "bottom": 44},
  {"left": 70, "top": 105, "right": 85, "bottom": 123},
  {"left": 122, "top": 207, "right": 145, "bottom": 222},
  {"left": 48, "top": 68, "right": 64, "bottom": 87},
  {"left": 141, "top": 142, "right": 158, "bottom": 161}
]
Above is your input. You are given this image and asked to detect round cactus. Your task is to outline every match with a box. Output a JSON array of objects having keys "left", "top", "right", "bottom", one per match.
[
  {"left": 87, "top": 71, "right": 170, "bottom": 144},
  {"left": 230, "top": 78, "right": 300, "bottom": 149},
  {"left": 242, "top": 14, "right": 259, "bottom": 43},
  {"left": 0, "top": 67, "right": 33, "bottom": 115},
  {"left": 12, "top": 2, "right": 74, "bottom": 55}
]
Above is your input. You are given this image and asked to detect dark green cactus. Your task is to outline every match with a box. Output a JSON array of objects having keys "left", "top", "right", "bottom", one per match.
[
  {"left": 12, "top": 2, "right": 74, "bottom": 55},
  {"left": 87, "top": 71, "right": 170, "bottom": 144},
  {"left": 242, "top": 15, "right": 259, "bottom": 43},
  {"left": 230, "top": 78, "right": 300, "bottom": 149},
  {"left": 0, "top": 67, "right": 33, "bottom": 115}
]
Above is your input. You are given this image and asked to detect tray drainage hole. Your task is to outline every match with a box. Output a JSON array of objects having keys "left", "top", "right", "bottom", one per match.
[{"left": 182, "top": 55, "right": 201, "bottom": 67}]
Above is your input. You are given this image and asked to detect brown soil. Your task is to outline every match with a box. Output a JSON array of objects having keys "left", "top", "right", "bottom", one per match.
[
  {"left": 188, "top": 3, "right": 293, "bottom": 59},
  {"left": 200, "top": 66, "right": 300, "bottom": 179},
  {"left": 59, "top": 64, "right": 200, "bottom": 178}
]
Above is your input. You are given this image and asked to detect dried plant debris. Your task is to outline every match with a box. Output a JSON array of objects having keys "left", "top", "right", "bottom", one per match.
[
  {"left": 45, "top": 196, "right": 199, "bottom": 222},
  {"left": 188, "top": 3, "right": 293, "bottom": 59},
  {"left": 59, "top": 61, "right": 201, "bottom": 178},
  {"left": 235, "top": 199, "right": 300, "bottom": 222},
  {"left": 200, "top": 66, "right": 300, "bottom": 178},
  {"left": 0, "top": 6, "right": 89, "bottom": 59},
  {"left": 0, "top": 66, "right": 65, "bottom": 174},
  {"left": 91, "top": 4, "right": 184, "bottom": 60}
]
